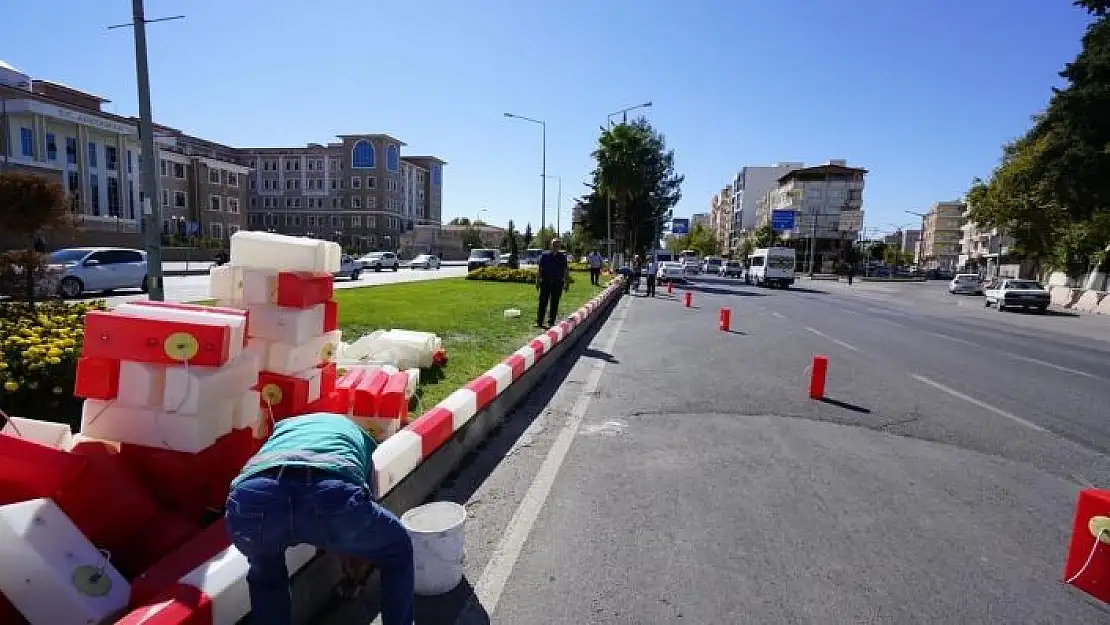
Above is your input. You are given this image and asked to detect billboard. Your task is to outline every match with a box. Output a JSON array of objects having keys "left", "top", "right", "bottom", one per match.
[
  {"left": 671, "top": 218, "right": 690, "bottom": 235},
  {"left": 771, "top": 210, "right": 795, "bottom": 231}
]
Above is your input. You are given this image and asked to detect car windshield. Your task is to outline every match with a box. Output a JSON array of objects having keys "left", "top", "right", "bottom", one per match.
[
  {"left": 414, "top": 255, "right": 430, "bottom": 262},
  {"left": 49, "top": 249, "right": 91, "bottom": 264},
  {"left": 363, "top": 253, "right": 383, "bottom": 259},
  {"left": 726, "top": 261, "right": 741, "bottom": 268},
  {"left": 471, "top": 250, "right": 496, "bottom": 259},
  {"left": 1007, "top": 280, "right": 1042, "bottom": 290}
]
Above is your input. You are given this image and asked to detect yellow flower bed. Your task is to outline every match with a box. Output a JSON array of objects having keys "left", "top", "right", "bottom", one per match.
[{"left": 0, "top": 300, "right": 104, "bottom": 427}]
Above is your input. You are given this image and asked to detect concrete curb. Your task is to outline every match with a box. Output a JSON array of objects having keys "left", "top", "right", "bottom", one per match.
[{"left": 115, "top": 278, "right": 626, "bottom": 625}]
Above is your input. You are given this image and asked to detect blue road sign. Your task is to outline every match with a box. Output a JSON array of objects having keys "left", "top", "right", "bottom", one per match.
[
  {"left": 672, "top": 218, "right": 690, "bottom": 234},
  {"left": 771, "top": 210, "right": 795, "bottom": 231}
]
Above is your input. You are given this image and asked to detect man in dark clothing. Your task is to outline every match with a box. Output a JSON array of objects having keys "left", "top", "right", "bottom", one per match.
[{"left": 536, "top": 238, "right": 569, "bottom": 328}]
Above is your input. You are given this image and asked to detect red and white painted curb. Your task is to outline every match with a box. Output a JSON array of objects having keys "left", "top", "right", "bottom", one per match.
[{"left": 118, "top": 279, "right": 624, "bottom": 624}]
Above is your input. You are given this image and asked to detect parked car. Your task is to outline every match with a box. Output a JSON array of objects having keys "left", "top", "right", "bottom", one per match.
[
  {"left": 333, "top": 254, "right": 362, "bottom": 280},
  {"left": 358, "top": 251, "right": 400, "bottom": 272},
  {"left": 409, "top": 254, "right": 441, "bottom": 270},
  {"left": 467, "top": 248, "right": 501, "bottom": 271},
  {"left": 984, "top": 278, "right": 1050, "bottom": 313},
  {"left": 47, "top": 247, "right": 148, "bottom": 298},
  {"left": 657, "top": 261, "right": 686, "bottom": 283},
  {"left": 718, "top": 260, "right": 745, "bottom": 278},
  {"left": 520, "top": 249, "right": 544, "bottom": 267},
  {"left": 702, "top": 257, "right": 723, "bottom": 275},
  {"left": 948, "top": 273, "right": 983, "bottom": 295}
]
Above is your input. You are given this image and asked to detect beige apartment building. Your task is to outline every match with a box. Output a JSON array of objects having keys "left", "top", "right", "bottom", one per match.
[
  {"left": 240, "top": 137, "right": 445, "bottom": 253},
  {"left": 708, "top": 185, "right": 732, "bottom": 254},
  {"left": 919, "top": 201, "right": 965, "bottom": 271},
  {"left": 958, "top": 202, "right": 1013, "bottom": 277}
]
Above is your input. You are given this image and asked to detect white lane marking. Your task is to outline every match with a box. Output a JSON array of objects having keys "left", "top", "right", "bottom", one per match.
[
  {"left": 803, "top": 326, "right": 859, "bottom": 352},
  {"left": 770, "top": 311, "right": 786, "bottom": 319},
  {"left": 926, "top": 332, "right": 1099, "bottom": 379},
  {"left": 910, "top": 374, "right": 1047, "bottom": 432},
  {"left": 471, "top": 298, "right": 630, "bottom": 616}
]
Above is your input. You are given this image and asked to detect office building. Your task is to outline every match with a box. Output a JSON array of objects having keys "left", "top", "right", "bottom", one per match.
[{"left": 727, "top": 162, "right": 805, "bottom": 250}]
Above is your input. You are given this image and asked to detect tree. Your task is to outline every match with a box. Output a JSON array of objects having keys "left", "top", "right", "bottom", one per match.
[
  {"left": 522, "top": 223, "right": 534, "bottom": 248},
  {"left": 737, "top": 238, "right": 755, "bottom": 259},
  {"left": 448, "top": 217, "right": 471, "bottom": 226},
  {"left": 504, "top": 220, "right": 520, "bottom": 268},
  {"left": 460, "top": 224, "right": 484, "bottom": 250},
  {"left": 536, "top": 224, "right": 557, "bottom": 249},
  {"left": 750, "top": 223, "right": 781, "bottom": 249},
  {"left": 584, "top": 119, "right": 683, "bottom": 257},
  {"left": 670, "top": 223, "right": 719, "bottom": 257},
  {"left": 0, "top": 172, "right": 69, "bottom": 303}
]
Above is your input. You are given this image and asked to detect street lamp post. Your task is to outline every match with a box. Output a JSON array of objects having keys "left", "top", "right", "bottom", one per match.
[
  {"left": 503, "top": 113, "right": 546, "bottom": 237},
  {"left": 604, "top": 101, "right": 652, "bottom": 262}
]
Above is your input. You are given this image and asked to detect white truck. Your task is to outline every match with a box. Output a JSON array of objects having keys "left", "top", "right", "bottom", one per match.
[{"left": 748, "top": 247, "right": 796, "bottom": 289}]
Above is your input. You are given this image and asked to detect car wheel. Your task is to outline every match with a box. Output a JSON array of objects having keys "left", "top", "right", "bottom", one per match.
[
  {"left": 375, "top": 265, "right": 382, "bottom": 272},
  {"left": 984, "top": 300, "right": 991, "bottom": 308},
  {"left": 59, "top": 276, "right": 83, "bottom": 299},
  {"left": 997, "top": 303, "right": 1006, "bottom": 312},
  {"left": 351, "top": 270, "right": 361, "bottom": 280},
  {"left": 392, "top": 264, "right": 399, "bottom": 272},
  {"left": 1037, "top": 305, "right": 1048, "bottom": 314},
  {"left": 140, "top": 275, "right": 149, "bottom": 293}
]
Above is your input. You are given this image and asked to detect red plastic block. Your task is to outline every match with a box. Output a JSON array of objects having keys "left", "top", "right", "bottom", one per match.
[
  {"left": 465, "top": 375, "right": 497, "bottom": 411},
  {"left": 204, "top": 428, "right": 257, "bottom": 511},
  {"left": 1065, "top": 488, "right": 1110, "bottom": 602},
  {"left": 117, "top": 583, "right": 213, "bottom": 625},
  {"left": 0, "top": 434, "right": 87, "bottom": 503},
  {"left": 546, "top": 328, "right": 561, "bottom": 345},
  {"left": 379, "top": 372, "right": 410, "bottom": 420},
  {"left": 256, "top": 371, "right": 311, "bottom": 420},
  {"left": 323, "top": 299, "right": 339, "bottom": 332},
  {"left": 82, "top": 310, "right": 232, "bottom": 367},
  {"left": 114, "top": 510, "right": 201, "bottom": 584},
  {"left": 0, "top": 592, "right": 29, "bottom": 625},
  {"left": 529, "top": 338, "right": 546, "bottom": 358},
  {"left": 73, "top": 356, "right": 121, "bottom": 400},
  {"left": 352, "top": 369, "right": 389, "bottom": 417},
  {"left": 130, "top": 519, "right": 230, "bottom": 609},
  {"left": 503, "top": 353, "right": 526, "bottom": 380},
  {"left": 408, "top": 407, "right": 454, "bottom": 458},
  {"left": 129, "top": 300, "right": 249, "bottom": 345},
  {"left": 277, "top": 271, "right": 334, "bottom": 309},
  {"left": 319, "top": 362, "right": 338, "bottom": 396}
]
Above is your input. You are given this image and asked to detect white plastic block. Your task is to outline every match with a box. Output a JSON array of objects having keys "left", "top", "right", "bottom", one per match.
[
  {"left": 163, "top": 352, "right": 260, "bottom": 414},
  {"left": 117, "top": 361, "right": 166, "bottom": 408},
  {"left": 208, "top": 264, "right": 244, "bottom": 301},
  {"left": 229, "top": 230, "right": 341, "bottom": 273},
  {"left": 288, "top": 366, "right": 324, "bottom": 404},
  {"left": 241, "top": 268, "right": 278, "bottom": 305},
  {"left": 0, "top": 498, "right": 130, "bottom": 625},
  {"left": 1, "top": 416, "right": 73, "bottom": 449},
  {"left": 535, "top": 333, "right": 553, "bottom": 353},
  {"left": 514, "top": 345, "right": 536, "bottom": 369},
  {"left": 80, "top": 399, "right": 232, "bottom": 453},
  {"left": 116, "top": 303, "right": 246, "bottom": 361},
  {"left": 404, "top": 368, "right": 420, "bottom": 399},
  {"left": 440, "top": 388, "right": 478, "bottom": 431},
  {"left": 232, "top": 390, "right": 262, "bottom": 430},
  {"left": 352, "top": 416, "right": 400, "bottom": 443},
  {"left": 265, "top": 330, "right": 340, "bottom": 376},
  {"left": 485, "top": 363, "right": 514, "bottom": 395},
  {"left": 371, "top": 429, "right": 422, "bottom": 497},
  {"left": 244, "top": 336, "right": 270, "bottom": 364},
  {"left": 247, "top": 303, "right": 325, "bottom": 344}
]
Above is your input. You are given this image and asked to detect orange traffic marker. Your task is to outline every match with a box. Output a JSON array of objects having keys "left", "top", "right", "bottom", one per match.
[
  {"left": 809, "top": 355, "right": 828, "bottom": 399},
  {"left": 719, "top": 307, "right": 731, "bottom": 332},
  {"left": 684, "top": 291, "right": 692, "bottom": 308},
  {"left": 667, "top": 282, "right": 674, "bottom": 295}
]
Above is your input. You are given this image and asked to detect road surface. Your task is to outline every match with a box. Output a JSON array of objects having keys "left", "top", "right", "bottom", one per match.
[
  {"left": 87, "top": 266, "right": 468, "bottom": 308},
  {"left": 322, "top": 276, "right": 1110, "bottom": 624}
]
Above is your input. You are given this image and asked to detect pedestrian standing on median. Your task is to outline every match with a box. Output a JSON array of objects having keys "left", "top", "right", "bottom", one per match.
[
  {"left": 536, "top": 237, "right": 570, "bottom": 328},
  {"left": 587, "top": 250, "right": 603, "bottom": 286},
  {"left": 847, "top": 263, "right": 855, "bottom": 285},
  {"left": 645, "top": 256, "right": 658, "bottom": 297},
  {"left": 225, "top": 413, "right": 415, "bottom": 625}
]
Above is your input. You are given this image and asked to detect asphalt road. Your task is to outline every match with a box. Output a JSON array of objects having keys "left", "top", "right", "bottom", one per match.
[
  {"left": 320, "top": 277, "right": 1110, "bottom": 624},
  {"left": 86, "top": 265, "right": 468, "bottom": 308}
]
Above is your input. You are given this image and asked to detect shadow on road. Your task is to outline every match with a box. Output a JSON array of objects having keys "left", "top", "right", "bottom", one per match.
[
  {"left": 681, "top": 283, "right": 766, "bottom": 297},
  {"left": 415, "top": 577, "right": 491, "bottom": 625},
  {"left": 583, "top": 347, "right": 619, "bottom": 363},
  {"left": 820, "top": 397, "right": 872, "bottom": 414}
]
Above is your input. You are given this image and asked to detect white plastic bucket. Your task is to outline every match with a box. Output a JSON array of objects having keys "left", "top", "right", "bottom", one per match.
[{"left": 401, "top": 501, "right": 467, "bottom": 596}]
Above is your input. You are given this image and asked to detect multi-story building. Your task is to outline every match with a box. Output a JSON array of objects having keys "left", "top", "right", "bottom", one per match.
[
  {"left": 238, "top": 138, "right": 445, "bottom": 253},
  {"left": 707, "top": 186, "right": 732, "bottom": 254},
  {"left": 691, "top": 212, "right": 709, "bottom": 230},
  {"left": 754, "top": 161, "right": 866, "bottom": 272},
  {"left": 728, "top": 162, "right": 804, "bottom": 251},
  {"left": 901, "top": 229, "right": 921, "bottom": 257},
  {"left": 958, "top": 203, "right": 1012, "bottom": 277},
  {"left": 920, "top": 201, "right": 965, "bottom": 271}
]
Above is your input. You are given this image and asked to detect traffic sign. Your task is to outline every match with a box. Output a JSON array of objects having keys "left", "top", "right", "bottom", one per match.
[
  {"left": 771, "top": 210, "right": 795, "bottom": 231},
  {"left": 672, "top": 218, "right": 690, "bottom": 234}
]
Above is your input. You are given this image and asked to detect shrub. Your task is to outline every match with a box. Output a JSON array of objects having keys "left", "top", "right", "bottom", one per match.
[
  {"left": 568, "top": 262, "right": 591, "bottom": 272},
  {"left": 466, "top": 267, "right": 575, "bottom": 284},
  {"left": 0, "top": 300, "right": 105, "bottom": 428}
]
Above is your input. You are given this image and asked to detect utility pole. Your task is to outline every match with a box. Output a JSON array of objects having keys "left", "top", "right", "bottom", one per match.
[{"left": 110, "top": 2, "right": 185, "bottom": 301}]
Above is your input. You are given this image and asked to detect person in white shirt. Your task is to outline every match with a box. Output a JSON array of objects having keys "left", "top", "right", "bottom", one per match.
[
  {"left": 646, "top": 256, "right": 659, "bottom": 297},
  {"left": 586, "top": 251, "right": 603, "bottom": 286}
]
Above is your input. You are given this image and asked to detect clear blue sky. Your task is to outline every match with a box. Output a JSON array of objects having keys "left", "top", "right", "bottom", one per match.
[{"left": 1, "top": 0, "right": 1094, "bottom": 236}]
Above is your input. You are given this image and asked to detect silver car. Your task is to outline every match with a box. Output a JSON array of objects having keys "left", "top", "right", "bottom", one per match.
[
  {"left": 409, "top": 254, "right": 441, "bottom": 270},
  {"left": 48, "top": 247, "right": 148, "bottom": 298}
]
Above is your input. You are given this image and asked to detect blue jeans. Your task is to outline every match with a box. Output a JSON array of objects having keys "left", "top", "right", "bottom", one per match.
[{"left": 225, "top": 466, "right": 414, "bottom": 625}]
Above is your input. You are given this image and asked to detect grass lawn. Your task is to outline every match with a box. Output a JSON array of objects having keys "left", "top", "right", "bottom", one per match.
[{"left": 333, "top": 276, "right": 608, "bottom": 410}]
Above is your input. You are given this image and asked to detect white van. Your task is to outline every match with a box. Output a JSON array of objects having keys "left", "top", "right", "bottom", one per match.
[{"left": 748, "top": 247, "right": 796, "bottom": 288}]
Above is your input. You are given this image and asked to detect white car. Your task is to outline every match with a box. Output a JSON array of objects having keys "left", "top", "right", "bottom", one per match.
[
  {"left": 333, "top": 254, "right": 362, "bottom": 280},
  {"left": 948, "top": 273, "right": 983, "bottom": 295},
  {"left": 47, "top": 247, "right": 148, "bottom": 298},
  {"left": 358, "top": 251, "right": 400, "bottom": 272},
  {"left": 984, "top": 278, "right": 1051, "bottom": 313},
  {"left": 657, "top": 261, "right": 685, "bottom": 283},
  {"left": 409, "top": 254, "right": 441, "bottom": 270},
  {"left": 718, "top": 260, "right": 744, "bottom": 279}
]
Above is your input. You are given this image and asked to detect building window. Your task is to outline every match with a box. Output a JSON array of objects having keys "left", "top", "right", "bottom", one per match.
[
  {"left": 45, "top": 133, "right": 57, "bottom": 161},
  {"left": 367, "top": 196, "right": 376, "bottom": 209},
  {"left": 330, "top": 216, "right": 341, "bottom": 228},
  {"left": 209, "top": 195, "right": 222, "bottom": 211},
  {"left": 107, "top": 177, "right": 121, "bottom": 217},
  {"left": 67, "top": 171, "right": 79, "bottom": 195},
  {"left": 19, "top": 128, "right": 33, "bottom": 157},
  {"left": 367, "top": 215, "right": 376, "bottom": 228},
  {"left": 307, "top": 215, "right": 318, "bottom": 228},
  {"left": 126, "top": 150, "right": 133, "bottom": 173},
  {"left": 174, "top": 163, "right": 185, "bottom": 179},
  {"left": 106, "top": 146, "right": 118, "bottom": 171},
  {"left": 227, "top": 172, "right": 238, "bottom": 187},
  {"left": 228, "top": 198, "right": 240, "bottom": 214},
  {"left": 352, "top": 196, "right": 362, "bottom": 209},
  {"left": 351, "top": 215, "right": 361, "bottom": 227},
  {"left": 285, "top": 215, "right": 295, "bottom": 226},
  {"left": 210, "top": 222, "right": 224, "bottom": 239},
  {"left": 286, "top": 179, "right": 300, "bottom": 190},
  {"left": 229, "top": 225, "right": 239, "bottom": 237},
  {"left": 330, "top": 179, "right": 338, "bottom": 191},
  {"left": 128, "top": 180, "right": 135, "bottom": 218},
  {"left": 330, "top": 158, "right": 340, "bottom": 171},
  {"left": 66, "top": 137, "right": 77, "bottom": 164},
  {"left": 350, "top": 176, "right": 361, "bottom": 189},
  {"left": 386, "top": 145, "right": 399, "bottom": 172},
  {"left": 367, "top": 176, "right": 376, "bottom": 189},
  {"left": 249, "top": 179, "right": 256, "bottom": 190},
  {"left": 432, "top": 165, "right": 442, "bottom": 186},
  {"left": 89, "top": 174, "right": 100, "bottom": 215},
  {"left": 351, "top": 140, "right": 375, "bottom": 169},
  {"left": 250, "top": 197, "right": 257, "bottom": 209},
  {"left": 161, "top": 189, "right": 169, "bottom": 207},
  {"left": 209, "top": 168, "right": 221, "bottom": 184},
  {"left": 86, "top": 142, "right": 97, "bottom": 168},
  {"left": 174, "top": 191, "right": 187, "bottom": 208}
]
